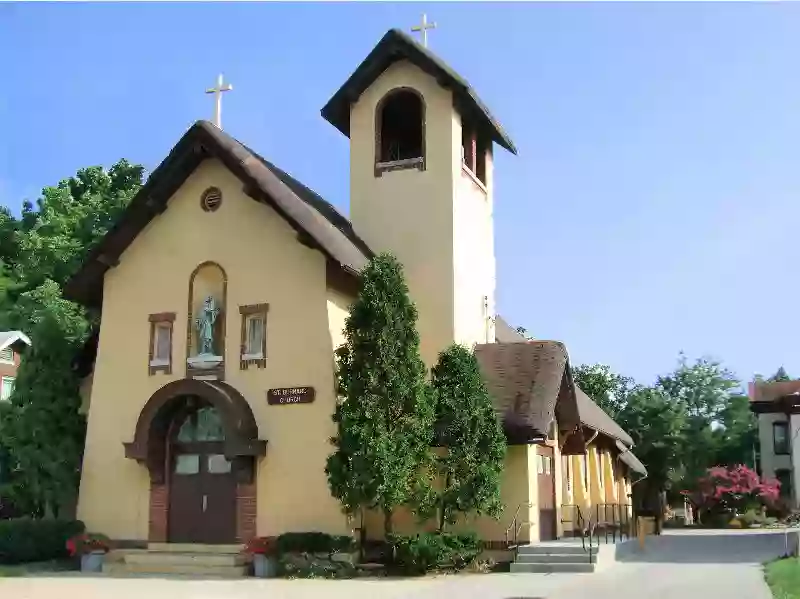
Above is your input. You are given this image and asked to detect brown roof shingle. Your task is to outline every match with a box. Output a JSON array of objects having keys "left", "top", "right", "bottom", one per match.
[
  {"left": 616, "top": 440, "right": 647, "bottom": 476},
  {"left": 575, "top": 387, "right": 634, "bottom": 447},
  {"left": 474, "top": 338, "right": 635, "bottom": 449},
  {"left": 475, "top": 341, "right": 581, "bottom": 445},
  {"left": 64, "top": 121, "right": 372, "bottom": 308}
]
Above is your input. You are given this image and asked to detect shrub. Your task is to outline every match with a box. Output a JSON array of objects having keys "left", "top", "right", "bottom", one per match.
[
  {"left": 681, "top": 465, "right": 780, "bottom": 526},
  {"left": 275, "top": 532, "right": 355, "bottom": 555},
  {"left": 388, "top": 531, "right": 481, "bottom": 575},
  {"left": 0, "top": 518, "right": 85, "bottom": 564}
]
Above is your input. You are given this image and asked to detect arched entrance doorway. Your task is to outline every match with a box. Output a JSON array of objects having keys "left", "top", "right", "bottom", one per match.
[
  {"left": 124, "top": 379, "right": 267, "bottom": 544},
  {"left": 168, "top": 402, "right": 237, "bottom": 543}
]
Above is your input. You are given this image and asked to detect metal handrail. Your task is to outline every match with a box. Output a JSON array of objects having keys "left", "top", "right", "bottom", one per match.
[
  {"left": 593, "top": 503, "right": 634, "bottom": 543},
  {"left": 504, "top": 502, "right": 534, "bottom": 559},
  {"left": 560, "top": 503, "right": 595, "bottom": 563}
]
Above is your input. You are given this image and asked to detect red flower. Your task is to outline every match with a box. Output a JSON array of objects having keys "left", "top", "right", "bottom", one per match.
[
  {"left": 243, "top": 537, "right": 277, "bottom": 556},
  {"left": 66, "top": 533, "right": 110, "bottom": 557}
]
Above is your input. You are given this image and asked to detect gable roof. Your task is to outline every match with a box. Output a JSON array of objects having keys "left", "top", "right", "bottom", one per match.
[
  {"left": 494, "top": 315, "right": 528, "bottom": 343},
  {"left": 0, "top": 331, "right": 31, "bottom": 353},
  {"left": 321, "top": 29, "right": 517, "bottom": 155},
  {"left": 64, "top": 121, "right": 372, "bottom": 308},
  {"left": 575, "top": 386, "right": 633, "bottom": 447},
  {"left": 475, "top": 340, "right": 581, "bottom": 444},
  {"left": 475, "top": 337, "right": 635, "bottom": 449},
  {"left": 616, "top": 440, "right": 647, "bottom": 476}
]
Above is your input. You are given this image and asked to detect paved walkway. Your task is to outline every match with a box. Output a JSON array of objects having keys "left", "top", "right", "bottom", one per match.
[
  {"left": 548, "top": 529, "right": 785, "bottom": 599},
  {"left": 0, "top": 529, "right": 790, "bottom": 599}
]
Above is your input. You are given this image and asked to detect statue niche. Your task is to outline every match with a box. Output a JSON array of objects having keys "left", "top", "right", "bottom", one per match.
[{"left": 187, "top": 262, "right": 227, "bottom": 376}]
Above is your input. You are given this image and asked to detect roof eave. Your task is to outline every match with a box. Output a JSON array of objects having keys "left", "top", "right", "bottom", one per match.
[{"left": 320, "top": 29, "right": 517, "bottom": 156}]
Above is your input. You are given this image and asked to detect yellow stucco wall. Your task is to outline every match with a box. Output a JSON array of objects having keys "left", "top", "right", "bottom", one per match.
[
  {"left": 348, "top": 59, "right": 495, "bottom": 365},
  {"left": 453, "top": 131, "right": 496, "bottom": 348},
  {"left": 362, "top": 444, "right": 536, "bottom": 544},
  {"left": 78, "top": 158, "right": 349, "bottom": 540}
]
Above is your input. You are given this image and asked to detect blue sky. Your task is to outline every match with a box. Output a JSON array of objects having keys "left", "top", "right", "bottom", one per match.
[{"left": 2, "top": 3, "right": 799, "bottom": 386}]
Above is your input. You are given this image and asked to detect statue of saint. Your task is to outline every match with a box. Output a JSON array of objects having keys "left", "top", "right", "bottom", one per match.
[{"left": 195, "top": 296, "right": 220, "bottom": 356}]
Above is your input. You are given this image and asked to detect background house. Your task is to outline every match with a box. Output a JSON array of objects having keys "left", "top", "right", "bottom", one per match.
[
  {"left": 749, "top": 379, "right": 800, "bottom": 506},
  {"left": 0, "top": 331, "right": 31, "bottom": 402}
]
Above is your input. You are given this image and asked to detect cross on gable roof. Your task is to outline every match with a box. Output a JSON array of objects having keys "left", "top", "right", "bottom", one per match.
[{"left": 321, "top": 28, "right": 517, "bottom": 155}]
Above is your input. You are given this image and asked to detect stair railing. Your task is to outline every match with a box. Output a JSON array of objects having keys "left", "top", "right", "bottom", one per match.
[
  {"left": 560, "top": 503, "right": 595, "bottom": 564},
  {"left": 593, "top": 503, "right": 634, "bottom": 544},
  {"left": 504, "top": 502, "right": 533, "bottom": 560}
]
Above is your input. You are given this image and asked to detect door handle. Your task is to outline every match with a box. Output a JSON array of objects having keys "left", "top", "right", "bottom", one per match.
[{"left": 202, "top": 495, "right": 208, "bottom": 513}]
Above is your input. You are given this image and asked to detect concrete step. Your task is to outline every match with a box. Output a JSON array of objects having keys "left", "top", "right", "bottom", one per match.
[
  {"left": 510, "top": 562, "right": 595, "bottom": 574},
  {"left": 515, "top": 553, "right": 597, "bottom": 564},
  {"left": 516, "top": 544, "right": 588, "bottom": 555},
  {"left": 102, "top": 561, "right": 248, "bottom": 577},
  {"left": 121, "top": 551, "right": 246, "bottom": 567},
  {"left": 147, "top": 543, "right": 242, "bottom": 554}
]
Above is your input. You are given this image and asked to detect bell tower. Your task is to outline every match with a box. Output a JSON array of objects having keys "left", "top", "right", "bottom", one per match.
[{"left": 321, "top": 29, "right": 517, "bottom": 366}]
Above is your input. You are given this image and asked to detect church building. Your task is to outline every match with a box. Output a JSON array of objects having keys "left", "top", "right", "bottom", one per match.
[{"left": 66, "top": 28, "right": 646, "bottom": 553}]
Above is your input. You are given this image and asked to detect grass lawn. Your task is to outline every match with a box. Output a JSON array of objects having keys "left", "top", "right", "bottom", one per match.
[
  {"left": 0, "top": 560, "right": 74, "bottom": 578},
  {"left": 765, "top": 557, "right": 800, "bottom": 599}
]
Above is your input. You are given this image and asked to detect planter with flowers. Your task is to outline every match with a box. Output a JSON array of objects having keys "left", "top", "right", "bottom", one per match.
[
  {"left": 244, "top": 536, "right": 278, "bottom": 578},
  {"left": 67, "top": 533, "right": 111, "bottom": 573}
]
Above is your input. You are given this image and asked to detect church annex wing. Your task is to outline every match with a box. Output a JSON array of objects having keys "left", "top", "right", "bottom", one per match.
[{"left": 64, "top": 121, "right": 372, "bottom": 308}]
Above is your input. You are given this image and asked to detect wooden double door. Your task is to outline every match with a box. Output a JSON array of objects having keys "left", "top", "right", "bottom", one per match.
[{"left": 168, "top": 405, "right": 237, "bottom": 544}]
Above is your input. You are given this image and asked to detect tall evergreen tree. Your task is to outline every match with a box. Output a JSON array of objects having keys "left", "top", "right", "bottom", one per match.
[
  {"left": 0, "top": 282, "right": 89, "bottom": 517},
  {"left": 429, "top": 344, "right": 506, "bottom": 531},
  {"left": 326, "top": 253, "right": 434, "bottom": 536}
]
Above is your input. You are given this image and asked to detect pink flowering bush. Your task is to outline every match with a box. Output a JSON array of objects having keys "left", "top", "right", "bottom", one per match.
[{"left": 681, "top": 465, "right": 780, "bottom": 525}]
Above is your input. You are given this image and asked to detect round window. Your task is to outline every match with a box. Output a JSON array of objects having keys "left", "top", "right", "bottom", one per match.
[{"left": 200, "top": 187, "right": 222, "bottom": 212}]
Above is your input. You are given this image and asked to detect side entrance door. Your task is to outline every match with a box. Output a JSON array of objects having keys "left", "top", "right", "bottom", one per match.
[
  {"left": 537, "top": 445, "right": 557, "bottom": 541},
  {"left": 168, "top": 405, "right": 237, "bottom": 544}
]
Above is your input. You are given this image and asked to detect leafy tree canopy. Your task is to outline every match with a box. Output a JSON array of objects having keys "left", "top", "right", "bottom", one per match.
[
  {"left": 571, "top": 364, "right": 632, "bottom": 420},
  {"left": 0, "top": 159, "right": 143, "bottom": 516}
]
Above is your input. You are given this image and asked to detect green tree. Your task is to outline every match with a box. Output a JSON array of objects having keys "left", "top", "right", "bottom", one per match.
[
  {"left": 656, "top": 354, "right": 740, "bottom": 484},
  {"left": 0, "top": 159, "right": 143, "bottom": 517},
  {"left": 616, "top": 385, "right": 687, "bottom": 499},
  {"left": 11, "top": 160, "right": 143, "bottom": 290},
  {"left": 326, "top": 253, "right": 434, "bottom": 536},
  {"left": 572, "top": 364, "right": 632, "bottom": 419},
  {"left": 428, "top": 344, "right": 506, "bottom": 531},
  {"left": 712, "top": 394, "right": 758, "bottom": 469},
  {"left": 0, "top": 281, "right": 90, "bottom": 517}
]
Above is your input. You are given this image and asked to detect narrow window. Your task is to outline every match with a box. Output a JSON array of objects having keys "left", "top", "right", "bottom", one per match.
[
  {"left": 0, "top": 348, "right": 12, "bottom": 364},
  {"left": 776, "top": 469, "right": 793, "bottom": 498},
  {"left": 774, "top": 421, "right": 791, "bottom": 455},
  {"left": 0, "top": 376, "right": 14, "bottom": 401},
  {"left": 148, "top": 312, "right": 176, "bottom": 375},
  {"left": 240, "top": 304, "right": 268, "bottom": 368},
  {"left": 461, "top": 116, "right": 488, "bottom": 188},
  {"left": 375, "top": 89, "right": 425, "bottom": 175}
]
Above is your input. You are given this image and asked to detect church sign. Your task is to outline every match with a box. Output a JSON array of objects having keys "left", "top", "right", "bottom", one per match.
[{"left": 267, "top": 387, "right": 316, "bottom": 405}]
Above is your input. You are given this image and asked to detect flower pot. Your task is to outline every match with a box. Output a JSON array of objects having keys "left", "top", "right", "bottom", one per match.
[
  {"left": 253, "top": 554, "right": 278, "bottom": 578},
  {"left": 80, "top": 551, "right": 105, "bottom": 573}
]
